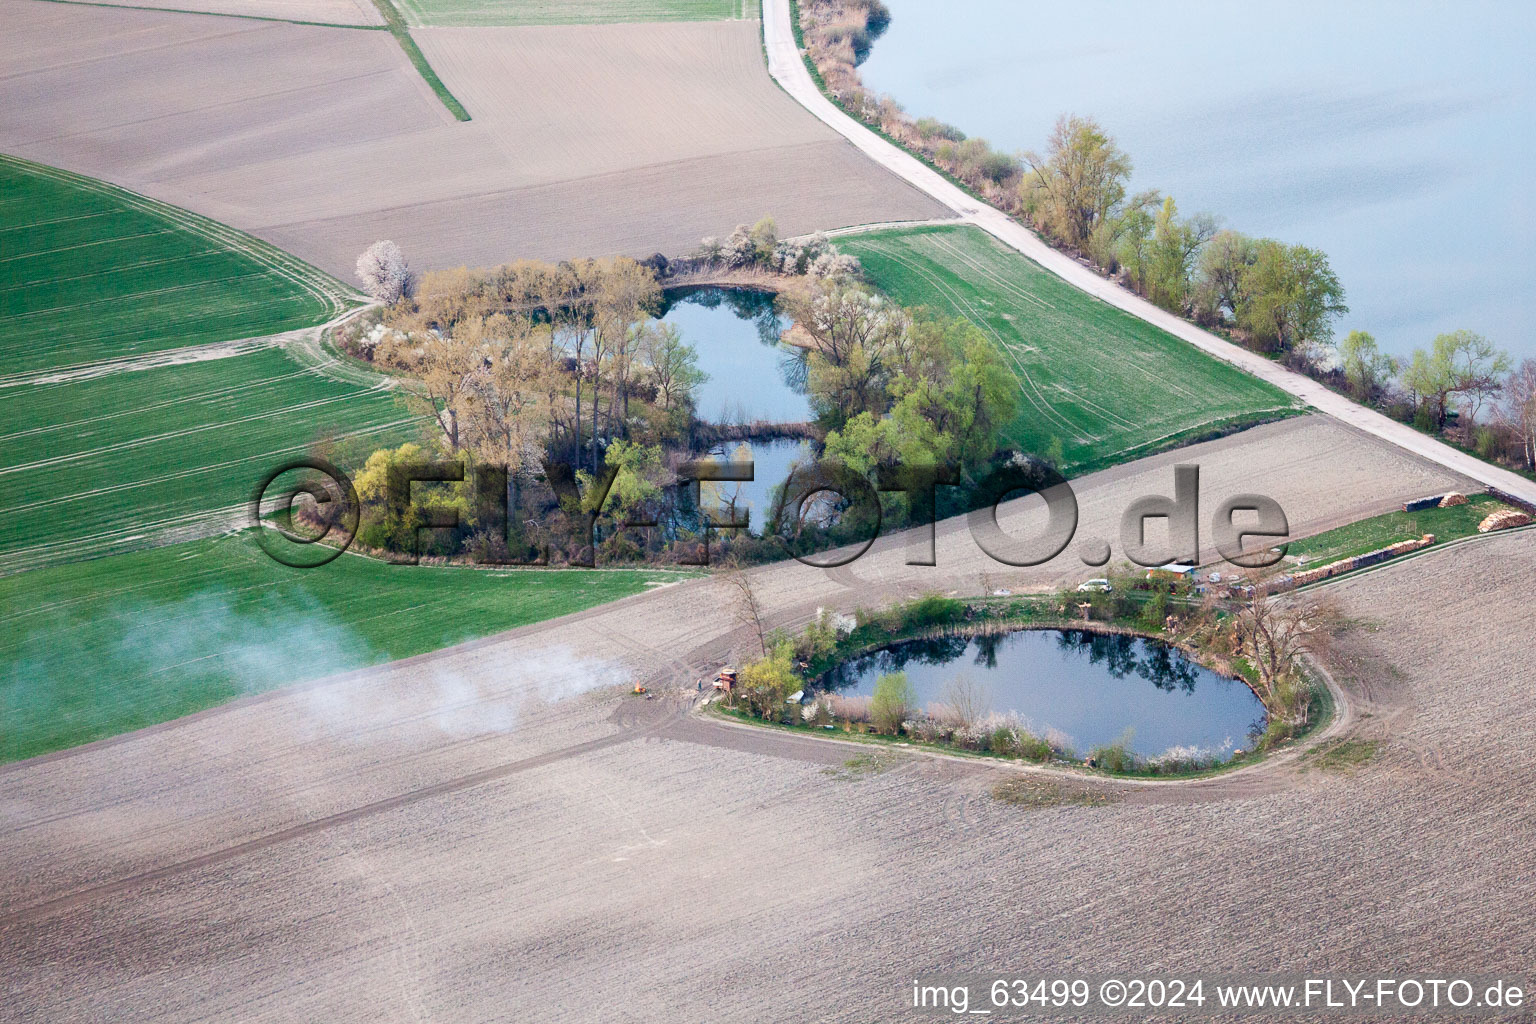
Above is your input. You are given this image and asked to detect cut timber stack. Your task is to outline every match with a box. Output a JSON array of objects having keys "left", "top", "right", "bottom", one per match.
[
  {"left": 1477, "top": 508, "right": 1532, "bottom": 533},
  {"left": 1262, "top": 534, "right": 1438, "bottom": 594}
]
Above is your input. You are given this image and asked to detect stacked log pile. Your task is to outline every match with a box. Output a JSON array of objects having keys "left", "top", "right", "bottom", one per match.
[
  {"left": 1477, "top": 508, "right": 1532, "bottom": 533},
  {"left": 1261, "top": 534, "right": 1437, "bottom": 594}
]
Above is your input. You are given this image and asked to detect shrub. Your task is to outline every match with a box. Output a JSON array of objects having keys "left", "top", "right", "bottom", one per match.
[
  {"left": 901, "top": 594, "right": 965, "bottom": 630},
  {"left": 913, "top": 116, "right": 965, "bottom": 143},
  {"left": 1014, "top": 733, "right": 1054, "bottom": 762},
  {"left": 737, "top": 641, "right": 802, "bottom": 720},
  {"left": 1088, "top": 730, "right": 1138, "bottom": 773},
  {"left": 870, "top": 672, "right": 915, "bottom": 734}
]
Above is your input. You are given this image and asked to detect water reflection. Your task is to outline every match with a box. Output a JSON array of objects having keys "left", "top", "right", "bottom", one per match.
[
  {"left": 821, "top": 629, "right": 1264, "bottom": 757},
  {"left": 657, "top": 287, "right": 810, "bottom": 424}
]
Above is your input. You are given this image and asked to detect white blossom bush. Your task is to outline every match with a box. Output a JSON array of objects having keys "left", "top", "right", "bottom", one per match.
[
  {"left": 808, "top": 252, "right": 862, "bottom": 280},
  {"left": 355, "top": 240, "right": 411, "bottom": 304}
]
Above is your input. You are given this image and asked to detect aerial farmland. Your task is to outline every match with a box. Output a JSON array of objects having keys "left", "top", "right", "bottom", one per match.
[{"left": 2, "top": 0, "right": 1533, "bottom": 1021}]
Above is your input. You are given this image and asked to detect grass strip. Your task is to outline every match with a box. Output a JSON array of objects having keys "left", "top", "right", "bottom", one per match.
[
  {"left": 839, "top": 225, "right": 1299, "bottom": 475},
  {"left": 367, "top": 0, "right": 472, "bottom": 121},
  {"left": 1287, "top": 493, "right": 1511, "bottom": 565}
]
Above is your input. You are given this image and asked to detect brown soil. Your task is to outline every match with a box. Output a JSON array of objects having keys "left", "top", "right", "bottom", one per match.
[{"left": 6, "top": 416, "right": 1528, "bottom": 1020}]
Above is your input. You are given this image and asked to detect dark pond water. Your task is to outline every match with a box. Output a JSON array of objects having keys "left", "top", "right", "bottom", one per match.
[
  {"left": 656, "top": 287, "right": 810, "bottom": 424},
  {"left": 821, "top": 629, "right": 1266, "bottom": 759},
  {"left": 698, "top": 437, "right": 815, "bottom": 536},
  {"left": 859, "top": 0, "right": 1536, "bottom": 359}
]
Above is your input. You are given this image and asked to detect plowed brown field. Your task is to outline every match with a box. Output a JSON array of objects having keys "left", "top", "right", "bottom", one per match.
[
  {"left": 8, "top": 416, "right": 1530, "bottom": 1021},
  {"left": 81, "top": 0, "right": 384, "bottom": 24},
  {"left": 0, "top": 4, "right": 947, "bottom": 277}
]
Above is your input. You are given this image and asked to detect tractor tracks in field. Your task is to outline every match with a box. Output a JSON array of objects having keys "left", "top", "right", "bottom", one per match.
[
  {"left": 0, "top": 693, "right": 691, "bottom": 932},
  {"left": 0, "top": 305, "right": 381, "bottom": 391}
]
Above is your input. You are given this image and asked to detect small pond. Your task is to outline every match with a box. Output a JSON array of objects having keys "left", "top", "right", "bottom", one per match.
[
  {"left": 820, "top": 630, "right": 1266, "bottom": 759},
  {"left": 657, "top": 287, "right": 809, "bottom": 424},
  {"left": 698, "top": 437, "right": 815, "bottom": 536}
]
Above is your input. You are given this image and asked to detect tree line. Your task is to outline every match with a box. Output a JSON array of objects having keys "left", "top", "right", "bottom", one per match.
[
  {"left": 797, "top": 0, "right": 1535, "bottom": 477},
  {"left": 332, "top": 241, "right": 1023, "bottom": 564}
]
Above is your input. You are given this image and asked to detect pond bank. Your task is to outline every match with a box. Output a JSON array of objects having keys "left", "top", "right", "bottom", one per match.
[{"left": 715, "top": 594, "right": 1334, "bottom": 779}]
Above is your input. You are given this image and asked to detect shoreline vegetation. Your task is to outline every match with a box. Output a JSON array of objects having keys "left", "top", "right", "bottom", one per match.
[
  {"left": 326, "top": 203, "right": 1302, "bottom": 570},
  {"left": 710, "top": 586, "right": 1336, "bottom": 779},
  {"left": 326, "top": 221, "right": 1021, "bottom": 568},
  {"left": 789, "top": 0, "right": 1536, "bottom": 483}
]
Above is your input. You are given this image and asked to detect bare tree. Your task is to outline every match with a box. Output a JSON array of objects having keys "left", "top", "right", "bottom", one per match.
[
  {"left": 397, "top": 328, "right": 479, "bottom": 450},
  {"left": 940, "top": 673, "right": 989, "bottom": 731},
  {"left": 1499, "top": 358, "right": 1536, "bottom": 471},
  {"left": 721, "top": 557, "right": 767, "bottom": 659},
  {"left": 355, "top": 240, "right": 411, "bottom": 304},
  {"left": 459, "top": 313, "right": 554, "bottom": 513},
  {"left": 1228, "top": 590, "right": 1340, "bottom": 723}
]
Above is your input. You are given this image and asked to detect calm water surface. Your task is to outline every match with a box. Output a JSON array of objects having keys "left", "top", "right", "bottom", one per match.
[
  {"left": 657, "top": 287, "right": 817, "bottom": 534},
  {"left": 657, "top": 287, "right": 809, "bottom": 423},
  {"left": 860, "top": 0, "right": 1536, "bottom": 358},
  {"left": 700, "top": 437, "right": 814, "bottom": 536},
  {"left": 822, "top": 629, "right": 1266, "bottom": 758}
]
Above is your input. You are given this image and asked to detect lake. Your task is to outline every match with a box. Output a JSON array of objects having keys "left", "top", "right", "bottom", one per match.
[
  {"left": 819, "top": 629, "right": 1266, "bottom": 759},
  {"left": 859, "top": 0, "right": 1536, "bottom": 360}
]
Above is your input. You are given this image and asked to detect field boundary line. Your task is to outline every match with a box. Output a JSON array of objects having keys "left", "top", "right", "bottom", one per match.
[
  {"left": 24, "top": 0, "right": 387, "bottom": 29},
  {"left": 1295, "top": 521, "right": 1536, "bottom": 595},
  {"left": 364, "top": 0, "right": 471, "bottom": 120}
]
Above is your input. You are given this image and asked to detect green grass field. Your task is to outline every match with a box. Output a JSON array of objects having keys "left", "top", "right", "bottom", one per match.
[
  {"left": 0, "top": 347, "right": 417, "bottom": 569},
  {"left": 838, "top": 225, "right": 1300, "bottom": 476},
  {"left": 0, "top": 155, "right": 354, "bottom": 374},
  {"left": 0, "top": 158, "right": 412, "bottom": 569},
  {"left": 1287, "top": 493, "right": 1512, "bottom": 565},
  {"left": 393, "top": 0, "right": 755, "bottom": 27},
  {"left": 0, "top": 532, "right": 684, "bottom": 761}
]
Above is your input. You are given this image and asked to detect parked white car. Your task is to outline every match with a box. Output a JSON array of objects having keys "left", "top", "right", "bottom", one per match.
[{"left": 1076, "top": 578, "right": 1112, "bottom": 593}]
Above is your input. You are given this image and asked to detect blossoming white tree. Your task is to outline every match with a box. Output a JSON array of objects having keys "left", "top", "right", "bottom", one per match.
[{"left": 355, "top": 240, "right": 411, "bottom": 304}]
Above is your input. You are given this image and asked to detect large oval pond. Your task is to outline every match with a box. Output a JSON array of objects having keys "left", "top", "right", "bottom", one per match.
[
  {"left": 657, "top": 286, "right": 809, "bottom": 424},
  {"left": 820, "top": 630, "right": 1266, "bottom": 759}
]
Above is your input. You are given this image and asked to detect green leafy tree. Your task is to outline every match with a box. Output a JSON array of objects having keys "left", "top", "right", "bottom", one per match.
[
  {"left": 1114, "top": 202, "right": 1157, "bottom": 294},
  {"left": 1237, "top": 240, "right": 1347, "bottom": 354},
  {"left": 354, "top": 441, "right": 475, "bottom": 555},
  {"left": 1194, "top": 230, "right": 1257, "bottom": 324},
  {"left": 737, "top": 641, "right": 801, "bottom": 719},
  {"left": 748, "top": 215, "right": 779, "bottom": 262},
  {"left": 1146, "top": 196, "right": 1218, "bottom": 312},
  {"left": 1402, "top": 329, "right": 1510, "bottom": 437},
  {"left": 577, "top": 439, "right": 663, "bottom": 525},
  {"left": 1021, "top": 114, "right": 1134, "bottom": 247},
  {"left": 870, "top": 671, "right": 917, "bottom": 734},
  {"left": 1336, "top": 329, "right": 1398, "bottom": 399}
]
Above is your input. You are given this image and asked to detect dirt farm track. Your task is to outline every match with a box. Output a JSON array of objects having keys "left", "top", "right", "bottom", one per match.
[
  {"left": 0, "top": 2, "right": 947, "bottom": 276},
  {"left": 4, "top": 415, "right": 1535, "bottom": 1020}
]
